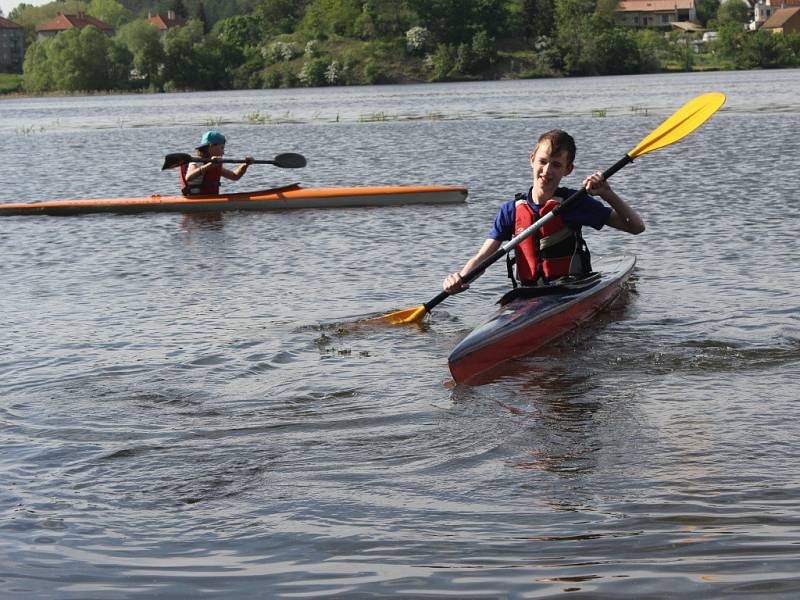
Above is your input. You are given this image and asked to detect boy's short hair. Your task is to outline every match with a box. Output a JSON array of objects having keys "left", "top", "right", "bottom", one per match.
[{"left": 533, "top": 129, "right": 576, "bottom": 164}]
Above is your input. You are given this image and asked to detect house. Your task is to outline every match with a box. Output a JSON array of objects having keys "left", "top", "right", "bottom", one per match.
[
  {"left": 616, "top": 0, "right": 698, "bottom": 28},
  {"left": 35, "top": 12, "right": 114, "bottom": 40},
  {"left": 0, "top": 16, "right": 25, "bottom": 73},
  {"left": 147, "top": 10, "right": 185, "bottom": 33},
  {"left": 753, "top": 0, "right": 800, "bottom": 28},
  {"left": 761, "top": 5, "right": 800, "bottom": 30}
]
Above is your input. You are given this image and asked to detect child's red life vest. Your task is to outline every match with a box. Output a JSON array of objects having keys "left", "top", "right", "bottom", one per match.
[
  {"left": 180, "top": 162, "right": 223, "bottom": 196},
  {"left": 513, "top": 197, "right": 591, "bottom": 285}
]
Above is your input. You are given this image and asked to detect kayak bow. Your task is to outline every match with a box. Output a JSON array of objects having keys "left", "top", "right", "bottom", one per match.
[{"left": 448, "top": 256, "right": 636, "bottom": 384}]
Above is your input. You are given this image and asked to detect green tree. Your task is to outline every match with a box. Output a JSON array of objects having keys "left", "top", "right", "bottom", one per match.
[
  {"left": 521, "top": 0, "right": 555, "bottom": 40},
  {"left": 408, "top": 0, "right": 509, "bottom": 45},
  {"left": 161, "top": 17, "right": 204, "bottom": 89},
  {"left": 213, "top": 14, "right": 261, "bottom": 49},
  {"left": 717, "top": 0, "right": 750, "bottom": 25},
  {"left": 23, "top": 26, "right": 131, "bottom": 92},
  {"left": 299, "top": 0, "right": 362, "bottom": 39},
  {"left": 589, "top": 26, "right": 641, "bottom": 74},
  {"left": 254, "top": 0, "right": 311, "bottom": 34},
  {"left": 739, "top": 28, "right": 789, "bottom": 68},
  {"left": 193, "top": 0, "right": 209, "bottom": 33},
  {"left": 554, "top": 0, "right": 595, "bottom": 74},
  {"left": 695, "top": 0, "right": 721, "bottom": 27},
  {"left": 88, "top": 0, "right": 131, "bottom": 27},
  {"left": 115, "top": 19, "right": 164, "bottom": 89}
]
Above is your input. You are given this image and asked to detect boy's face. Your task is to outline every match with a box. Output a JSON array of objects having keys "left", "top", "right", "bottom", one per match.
[
  {"left": 209, "top": 143, "right": 225, "bottom": 157},
  {"left": 530, "top": 142, "right": 573, "bottom": 201}
]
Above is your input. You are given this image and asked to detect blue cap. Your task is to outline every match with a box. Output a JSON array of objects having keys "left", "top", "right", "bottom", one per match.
[{"left": 198, "top": 130, "right": 226, "bottom": 148}]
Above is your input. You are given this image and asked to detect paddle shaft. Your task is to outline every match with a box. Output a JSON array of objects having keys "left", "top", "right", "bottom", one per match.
[
  {"left": 185, "top": 157, "right": 281, "bottom": 165},
  {"left": 422, "top": 155, "right": 634, "bottom": 314}
]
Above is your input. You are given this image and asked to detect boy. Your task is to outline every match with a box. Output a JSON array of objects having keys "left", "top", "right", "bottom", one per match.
[{"left": 442, "top": 129, "right": 645, "bottom": 293}]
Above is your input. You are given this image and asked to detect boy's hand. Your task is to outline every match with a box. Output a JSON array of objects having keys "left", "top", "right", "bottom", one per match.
[
  {"left": 443, "top": 272, "right": 469, "bottom": 294},
  {"left": 583, "top": 171, "right": 610, "bottom": 197}
]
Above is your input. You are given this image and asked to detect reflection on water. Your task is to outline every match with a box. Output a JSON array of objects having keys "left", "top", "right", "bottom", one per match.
[{"left": 2, "top": 69, "right": 800, "bottom": 598}]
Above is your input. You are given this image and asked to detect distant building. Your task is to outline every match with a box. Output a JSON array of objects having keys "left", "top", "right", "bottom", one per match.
[
  {"left": 753, "top": 0, "right": 800, "bottom": 28},
  {"left": 616, "top": 0, "right": 698, "bottom": 28},
  {"left": 35, "top": 12, "right": 114, "bottom": 40},
  {"left": 761, "top": 5, "right": 800, "bottom": 30},
  {"left": 147, "top": 10, "right": 186, "bottom": 33},
  {"left": 0, "top": 16, "right": 24, "bottom": 73}
]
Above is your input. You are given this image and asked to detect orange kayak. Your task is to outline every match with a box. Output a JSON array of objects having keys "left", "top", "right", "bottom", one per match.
[{"left": 0, "top": 183, "right": 468, "bottom": 216}]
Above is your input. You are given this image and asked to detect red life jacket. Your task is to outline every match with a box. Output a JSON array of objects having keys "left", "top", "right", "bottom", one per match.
[
  {"left": 180, "top": 162, "right": 223, "bottom": 196},
  {"left": 512, "top": 196, "right": 591, "bottom": 285}
]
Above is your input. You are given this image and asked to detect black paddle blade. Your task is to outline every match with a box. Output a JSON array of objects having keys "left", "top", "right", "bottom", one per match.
[
  {"left": 272, "top": 153, "right": 307, "bottom": 168},
  {"left": 161, "top": 153, "right": 193, "bottom": 170}
]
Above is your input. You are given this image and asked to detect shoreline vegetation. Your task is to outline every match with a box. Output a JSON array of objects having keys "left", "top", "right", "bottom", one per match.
[{"left": 1, "top": 0, "right": 799, "bottom": 97}]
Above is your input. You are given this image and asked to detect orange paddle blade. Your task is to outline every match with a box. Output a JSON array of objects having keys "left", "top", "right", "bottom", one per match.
[{"left": 365, "top": 305, "right": 428, "bottom": 325}]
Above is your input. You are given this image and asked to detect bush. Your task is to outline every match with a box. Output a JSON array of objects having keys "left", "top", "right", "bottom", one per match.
[
  {"left": 406, "top": 26, "right": 432, "bottom": 54},
  {"left": 362, "top": 59, "right": 387, "bottom": 84}
]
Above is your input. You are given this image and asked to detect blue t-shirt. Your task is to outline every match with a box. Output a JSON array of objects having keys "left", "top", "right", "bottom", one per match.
[{"left": 488, "top": 187, "right": 612, "bottom": 241}]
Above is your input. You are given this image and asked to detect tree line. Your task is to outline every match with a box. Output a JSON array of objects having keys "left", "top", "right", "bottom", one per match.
[{"left": 9, "top": 0, "right": 800, "bottom": 94}]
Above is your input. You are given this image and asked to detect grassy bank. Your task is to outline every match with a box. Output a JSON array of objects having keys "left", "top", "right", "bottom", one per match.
[{"left": 0, "top": 73, "right": 23, "bottom": 95}]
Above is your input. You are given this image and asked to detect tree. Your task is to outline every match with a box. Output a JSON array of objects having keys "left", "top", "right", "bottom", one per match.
[
  {"left": 213, "top": 14, "right": 261, "bottom": 50},
  {"left": 298, "top": 0, "right": 363, "bottom": 39},
  {"left": 408, "top": 0, "right": 510, "bottom": 45},
  {"left": 115, "top": 19, "right": 164, "bottom": 88},
  {"left": 88, "top": 0, "right": 131, "bottom": 28},
  {"left": 193, "top": 0, "right": 209, "bottom": 33},
  {"left": 521, "top": 0, "right": 555, "bottom": 41},
  {"left": 695, "top": 0, "right": 721, "bottom": 27},
  {"left": 554, "top": 0, "right": 595, "bottom": 74},
  {"left": 254, "top": 0, "right": 310, "bottom": 34},
  {"left": 717, "top": 0, "right": 750, "bottom": 25},
  {"left": 23, "top": 26, "right": 131, "bottom": 92}
]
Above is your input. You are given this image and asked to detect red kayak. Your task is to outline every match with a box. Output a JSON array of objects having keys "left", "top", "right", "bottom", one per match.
[{"left": 448, "top": 255, "right": 636, "bottom": 384}]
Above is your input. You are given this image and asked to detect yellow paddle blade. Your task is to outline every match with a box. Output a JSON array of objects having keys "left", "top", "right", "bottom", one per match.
[
  {"left": 629, "top": 92, "right": 726, "bottom": 159},
  {"left": 365, "top": 305, "right": 428, "bottom": 325}
]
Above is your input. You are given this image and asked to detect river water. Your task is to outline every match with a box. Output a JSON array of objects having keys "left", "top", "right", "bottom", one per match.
[{"left": 2, "top": 69, "right": 800, "bottom": 598}]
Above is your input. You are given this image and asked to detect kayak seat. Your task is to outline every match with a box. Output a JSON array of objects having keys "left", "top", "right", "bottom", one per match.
[{"left": 497, "top": 272, "right": 601, "bottom": 306}]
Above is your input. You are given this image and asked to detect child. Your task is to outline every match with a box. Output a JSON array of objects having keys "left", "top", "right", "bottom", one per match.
[
  {"left": 180, "top": 130, "right": 253, "bottom": 196},
  {"left": 443, "top": 129, "right": 645, "bottom": 293}
]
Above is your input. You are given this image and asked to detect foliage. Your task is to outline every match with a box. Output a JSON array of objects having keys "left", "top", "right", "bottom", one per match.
[
  {"left": 213, "top": 14, "right": 261, "bottom": 49},
  {"left": 23, "top": 26, "right": 131, "bottom": 92},
  {"left": 695, "top": 0, "right": 721, "bottom": 27},
  {"left": 405, "top": 26, "right": 431, "bottom": 54},
  {"left": 0, "top": 73, "right": 23, "bottom": 94},
  {"left": 115, "top": 19, "right": 164, "bottom": 88},
  {"left": 10, "top": 0, "right": 800, "bottom": 94},
  {"left": 298, "top": 0, "right": 362, "bottom": 39},
  {"left": 408, "top": 0, "right": 509, "bottom": 45},
  {"left": 88, "top": 0, "right": 131, "bottom": 27},
  {"left": 520, "top": 0, "right": 555, "bottom": 41}
]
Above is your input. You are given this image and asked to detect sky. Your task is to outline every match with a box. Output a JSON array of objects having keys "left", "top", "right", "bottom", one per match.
[{"left": 1, "top": 0, "right": 48, "bottom": 19}]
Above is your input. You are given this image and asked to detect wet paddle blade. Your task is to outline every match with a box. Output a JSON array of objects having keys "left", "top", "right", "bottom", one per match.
[
  {"left": 628, "top": 92, "right": 726, "bottom": 159},
  {"left": 366, "top": 305, "right": 428, "bottom": 325},
  {"left": 272, "top": 153, "right": 307, "bottom": 168},
  {"left": 161, "top": 153, "right": 193, "bottom": 170}
]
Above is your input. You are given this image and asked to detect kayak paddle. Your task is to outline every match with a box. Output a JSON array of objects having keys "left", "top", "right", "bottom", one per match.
[
  {"left": 369, "top": 92, "right": 726, "bottom": 325},
  {"left": 161, "top": 152, "right": 307, "bottom": 170}
]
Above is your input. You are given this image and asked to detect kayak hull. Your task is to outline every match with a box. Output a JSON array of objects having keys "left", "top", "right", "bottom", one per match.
[
  {"left": 448, "top": 256, "right": 636, "bottom": 384},
  {"left": 0, "top": 184, "right": 468, "bottom": 216}
]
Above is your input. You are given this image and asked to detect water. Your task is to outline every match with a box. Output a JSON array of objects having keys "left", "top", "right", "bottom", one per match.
[{"left": 2, "top": 70, "right": 800, "bottom": 598}]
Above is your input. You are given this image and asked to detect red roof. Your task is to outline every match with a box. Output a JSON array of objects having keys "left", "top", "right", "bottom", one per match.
[
  {"left": 35, "top": 12, "right": 114, "bottom": 33},
  {"left": 762, "top": 5, "right": 800, "bottom": 26},
  {"left": 0, "top": 16, "right": 23, "bottom": 29},
  {"left": 147, "top": 13, "right": 185, "bottom": 30}
]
